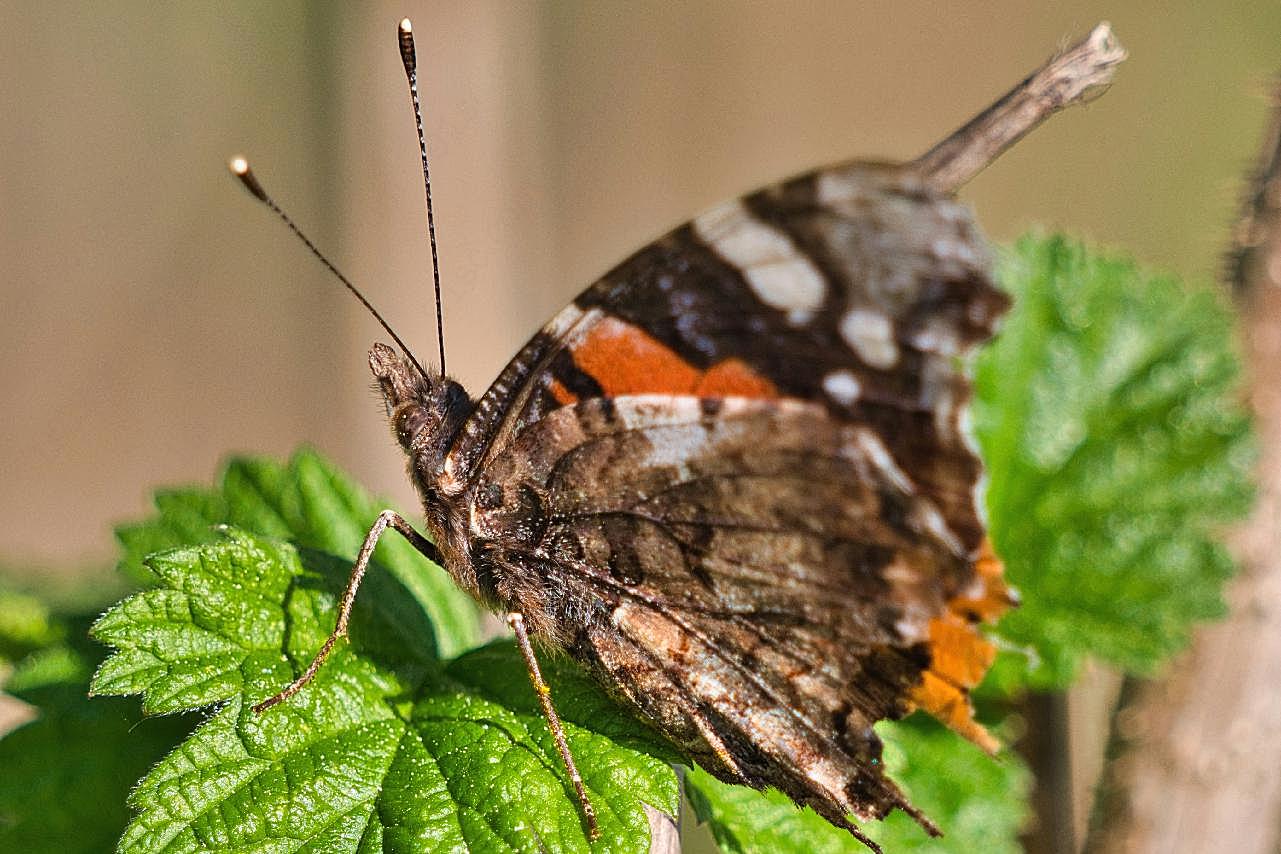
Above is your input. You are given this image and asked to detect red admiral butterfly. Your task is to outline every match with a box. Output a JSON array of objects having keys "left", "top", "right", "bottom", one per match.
[{"left": 237, "top": 19, "right": 1125, "bottom": 852}]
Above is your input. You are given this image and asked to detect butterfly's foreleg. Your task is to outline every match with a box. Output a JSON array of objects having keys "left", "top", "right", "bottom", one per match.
[
  {"left": 507, "top": 611, "right": 600, "bottom": 841},
  {"left": 252, "top": 509, "right": 442, "bottom": 714}
]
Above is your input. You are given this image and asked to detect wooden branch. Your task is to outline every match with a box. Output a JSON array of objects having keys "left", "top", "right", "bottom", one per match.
[
  {"left": 1084, "top": 79, "right": 1281, "bottom": 854},
  {"left": 1227, "top": 83, "right": 1281, "bottom": 294},
  {"left": 914, "top": 22, "right": 1127, "bottom": 193}
]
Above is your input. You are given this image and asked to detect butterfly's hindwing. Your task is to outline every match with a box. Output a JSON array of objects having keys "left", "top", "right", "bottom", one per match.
[{"left": 468, "top": 392, "right": 981, "bottom": 825}]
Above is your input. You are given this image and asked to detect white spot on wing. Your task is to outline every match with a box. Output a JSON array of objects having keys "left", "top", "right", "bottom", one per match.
[
  {"left": 957, "top": 398, "right": 979, "bottom": 456},
  {"left": 559, "top": 307, "right": 606, "bottom": 346},
  {"left": 693, "top": 199, "right": 825, "bottom": 324},
  {"left": 615, "top": 395, "right": 702, "bottom": 430},
  {"left": 814, "top": 169, "right": 882, "bottom": 208},
  {"left": 910, "top": 317, "right": 961, "bottom": 356},
  {"left": 931, "top": 236, "right": 982, "bottom": 267},
  {"left": 822, "top": 370, "right": 862, "bottom": 407},
  {"left": 641, "top": 423, "right": 709, "bottom": 471},
  {"left": 542, "top": 302, "right": 585, "bottom": 339},
  {"left": 741, "top": 261, "right": 823, "bottom": 325},
  {"left": 803, "top": 756, "right": 852, "bottom": 799},
  {"left": 911, "top": 498, "right": 965, "bottom": 556},
  {"left": 840, "top": 309, "right": 899, "bottom": 369},
  {"left": 932, "top": 385, "right": 956, "bottom": 440},
  {"left": 815, "top": 171, "right": 858, "bottom": 205},
  {"left": 848, "top": 428, "right": 914, "bottom": 495}
]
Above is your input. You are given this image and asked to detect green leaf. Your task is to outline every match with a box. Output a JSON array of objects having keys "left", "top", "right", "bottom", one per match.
[
  {"left": 1, "top": 599, "right": 197, "bottom": 854},
  {"left": 686, "top": 717, "right": 1031, "bottom": 853},
  {"left": 115, "top": 449, "right": 481, "bottom": 659},
  {"left": 0, "top": 684, "right": 197, "bottom": 853},
  {"left": 92, "top": 529, "right": 680, "bottom": 853},
  {"left": 974, "top": 234, "right": 1254, "bottom": 690},
  {"left": 0, "top": 588, "right": 63, "bottom": 664}
]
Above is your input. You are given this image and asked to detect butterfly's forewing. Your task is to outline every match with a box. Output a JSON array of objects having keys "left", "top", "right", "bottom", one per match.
[{"left": 440, "top": 161, "right": 1012, "bottom": 832}]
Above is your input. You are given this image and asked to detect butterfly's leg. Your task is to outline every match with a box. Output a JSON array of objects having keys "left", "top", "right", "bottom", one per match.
[
  {"left": 507, "top": 611, "right": 600, "bottom": 841},
  {"left": 252, "top": 509, "right": 442, "bottom": 713}
]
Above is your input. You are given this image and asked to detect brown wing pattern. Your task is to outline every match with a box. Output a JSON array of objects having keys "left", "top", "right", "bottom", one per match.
[
  {"left": 470, "top": 394, "right": 979, "bottom": 829},
  {"left": 435, "top": 160, "right": 1012, "bottom": 834},
  {"left": 443, "top": 163, "right": 1007, "bottom": 550}
]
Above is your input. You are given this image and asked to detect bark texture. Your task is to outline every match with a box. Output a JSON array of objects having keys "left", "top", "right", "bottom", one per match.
[{"left": 1086, "top": 83, "right": 1281, "bottom": 854}]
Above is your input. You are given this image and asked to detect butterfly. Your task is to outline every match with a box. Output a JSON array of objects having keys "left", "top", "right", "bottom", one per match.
[
  {"left": 240, "top": 17, "right": 1026, "bottom": 853},
  {"left": 247, "top": 160, "right": 1013, "bottom": 850}
]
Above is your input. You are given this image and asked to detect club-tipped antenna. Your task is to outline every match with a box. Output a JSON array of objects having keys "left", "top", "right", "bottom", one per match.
[
  {"left": 228, "top": 156, "right": 431, "bottom": 380},
  {"left": 397, "top": 18, "right": 448, "bottom": 377}
]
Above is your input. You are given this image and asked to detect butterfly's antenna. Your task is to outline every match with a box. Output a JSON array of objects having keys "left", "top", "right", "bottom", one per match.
[
  {"left": 228, "top": 156, "right": 431, "bottom": 380},
  {"left": 397, "top": 18, "right": 447, "bottom": 376}
]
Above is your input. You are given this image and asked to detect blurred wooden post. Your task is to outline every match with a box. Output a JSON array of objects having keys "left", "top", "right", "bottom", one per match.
[{"left": 1085, "top": 81, "right": 1281, "bottom": 854}]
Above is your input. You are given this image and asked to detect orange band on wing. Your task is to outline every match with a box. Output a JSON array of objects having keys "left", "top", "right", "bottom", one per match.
[
  {"left": 695, "top": 357, "right": 778, "bottom": 398},
  {"left": 549, "top": 377, "right": 578, "bottom": 406},
  {"left": 909, "top": 538, "right": 1015, "bottom": 755},
  {"left": 925, "top": 612, "right": 997, "bottom": 689},
  {"left": 912, "top": 667, "right": 1000, "bottom": 754},
  {"left": 949, "top": 539, "right": 1018, "bottom": 623},
  {"left": 569, "top": 316, "right": 778, "bottom": 399}
]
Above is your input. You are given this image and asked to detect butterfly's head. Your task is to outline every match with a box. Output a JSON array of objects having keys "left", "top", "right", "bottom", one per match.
[{"left": 369, "top": 343, "right": 471, "bottom": 475}]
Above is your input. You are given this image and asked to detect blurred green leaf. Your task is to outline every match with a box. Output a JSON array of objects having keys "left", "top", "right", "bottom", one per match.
[
  {"left": 0, "top": 588, "right": 63, "bottom": 664},
  {"left": 974, "top": 234, "right": 1253, "bottom": 690},
  {"left": 0, "top": 684, "right": 196, "bottom": 853},
  {"left": 1, "top": 606, "right": 195, "bottom": 854}
]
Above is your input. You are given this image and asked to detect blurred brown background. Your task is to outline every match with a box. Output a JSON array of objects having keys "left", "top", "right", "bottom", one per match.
[
  {"left": 3, "top": 2, "right": 1281, "bottom": 851},
  {"left": 3, "top": 1, "right": 1278, "bottom": 578}
]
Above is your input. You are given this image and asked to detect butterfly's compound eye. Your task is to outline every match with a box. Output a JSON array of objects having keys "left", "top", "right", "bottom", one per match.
[
  {"left": 393, "top": 404, "right": 433, "bottom": 449},
  {"left": 369, "top": 343, "right": 430, "bottom": 444}
]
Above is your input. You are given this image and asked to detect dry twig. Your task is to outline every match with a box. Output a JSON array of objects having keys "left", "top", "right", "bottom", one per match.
[{"left": 914, "top": 22, "right": 1127, "bottom": 193}]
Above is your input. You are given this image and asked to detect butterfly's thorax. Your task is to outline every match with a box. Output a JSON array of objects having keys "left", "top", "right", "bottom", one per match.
[{"left": 369, "top": 343, "right": 585, "bottom": 641}]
